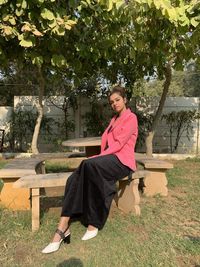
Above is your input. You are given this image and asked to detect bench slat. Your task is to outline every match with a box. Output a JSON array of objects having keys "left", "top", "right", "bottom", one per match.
[
  {"left": 1, "top": 158, "right": 45, "bottom": 169},
  {"left": 14, "top": 170, "right": 149, "bottom": 189},
  {"left": 13, "top": 172, "right": 73, "bottom": 188},
  {"left": 137, "top": 158, "right": 173, "bottom": 169},
  {"left": 131, "top": 170, "right": 150, "bottom": 179},
  {"left": 0, "top": 159, "right": 45, "bottom": 178},
  {"left": 0, "top": 169, "right": 37, "bottom": 178}
]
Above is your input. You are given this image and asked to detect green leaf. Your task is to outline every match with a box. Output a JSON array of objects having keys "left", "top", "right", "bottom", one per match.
[
  {"left": 3, "top": 26, "right": 13, "bottom": 36},
  {"left": 41, "top": 8, "right": 55, "bottom": 20},
  {"left": 22, "top": 0, "right": 27, "bottom": 9},
  {"left": 107, "top": 0, "right": 113, "bottom": 11},
  {"left": 9, "top": 17, "right": 16, "bottom": 25},
  {"left": 191, "top": 17, "right": 199, "bottom": 27},
  {"left": 115, "top": 0, "right": 125, "bottom": 10},
  {"left": 166, "top": 8, "right": 178, "bottom": 21},
  {"left": 147, "top": 0, "right": 152, "bottom": 6},
  {"left": 52, "top": 26, "right": 65, "bottom": 35},
  {"left": 67, "top": 20, "right": 77, "bottom": 26},
  {"left": 0, "top": 0, "right": 8, "bottom": 5},
  {"left": 80, "top": 1, "right": 88, "bottom": 8},
  {"left": 16, "top": 0, "right": 21, "bottom": 8},
  {"left": 15, "top": 8, "right": 24, "bottom": 16},
  {"left": 48, "top": 19, "right": 57, "bottom": 28},
  {"left": 31, "top": 55, "right": 43, "bottom": 66},
  {"left": 2, "top": 14, "right": 9, "bottom": 21},
  {"left": 19, "top": 38, "right": 33, "bottom": 47},
  {"left": 51, "top": 54, "right": 67, "bottom": 67}
]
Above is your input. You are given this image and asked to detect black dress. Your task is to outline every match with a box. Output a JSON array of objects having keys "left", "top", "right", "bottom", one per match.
[{"left": 61, "top": 154, "right": 131, "bottom": 229}]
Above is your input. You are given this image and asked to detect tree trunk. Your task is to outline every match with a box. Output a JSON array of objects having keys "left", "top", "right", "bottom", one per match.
[
  {"left": 145, "top": 62, "right": 172, "bottom": 157},
  {"left": 31, "top": 67, "right": 45, "bottom": 154}
]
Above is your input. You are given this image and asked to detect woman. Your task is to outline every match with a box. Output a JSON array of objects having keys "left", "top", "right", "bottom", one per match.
[{"left": 42, "top": 86, "right": 138, "bottom": 254}]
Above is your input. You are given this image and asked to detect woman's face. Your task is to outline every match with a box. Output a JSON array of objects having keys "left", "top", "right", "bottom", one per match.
[{"left": 109, "top": 93, "right": 127, "bottom": 115}]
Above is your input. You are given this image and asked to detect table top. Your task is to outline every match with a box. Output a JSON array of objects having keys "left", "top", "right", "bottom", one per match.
[
  {"left": 62, "top": 137, "right": 148, "bottom": 158},
  {"left": 62, "top": 136, "right": 101, "bottom": 147},
  {"left": 62, "top": 137, "right": 147, "bottom": 160}
]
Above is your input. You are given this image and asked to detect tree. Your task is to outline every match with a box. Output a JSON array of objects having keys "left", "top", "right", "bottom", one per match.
[
  {"left": 1, "top": 0, "right": 199, "bottom": 156},
  {"left": 101, "top": 0, "right": 200, "bottom": 156},
  {"left": 0, "top": 0, "right": 125, "bottom": 153},
  {"left": 135, "top": 0, "right": 200, "bottom": 156},
  {"left": 0, "top": 0, "right": 77, "bottom": 153}
]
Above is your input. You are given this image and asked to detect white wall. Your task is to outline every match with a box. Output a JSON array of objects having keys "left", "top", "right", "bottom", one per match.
[
  {"left": 136, "top": 97, "right": 200, "bottom": 153},
  {"left": 0, "top": 96, "right": 199, "bottom": 154}
]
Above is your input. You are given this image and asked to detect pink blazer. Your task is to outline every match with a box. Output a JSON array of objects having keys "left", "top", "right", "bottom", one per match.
[{"left": 98, "top": 108, "right": 138, "bottom": 171}]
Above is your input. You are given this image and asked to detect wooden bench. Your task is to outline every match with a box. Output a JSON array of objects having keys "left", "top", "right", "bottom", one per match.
[
  {"left": 136, "top": 157, "right": 173, "bottom": 196},
  {"left": 0, "top": 158, "right": 45, "bottom": 210},
  {"left": 13, "top": 170, "right": 149, "bottom": 231}
]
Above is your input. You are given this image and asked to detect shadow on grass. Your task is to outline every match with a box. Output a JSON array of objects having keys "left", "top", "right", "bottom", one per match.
[
  {"left": 56, "top": 257, "right": 83, "bottom": 267},
  {"left": 184, "top": 235, "right": 200, "bottom": 244}
]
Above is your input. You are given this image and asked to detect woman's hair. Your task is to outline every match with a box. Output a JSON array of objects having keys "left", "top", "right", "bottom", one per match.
[{"left": 108, "top": 85, "right": 126, "bottom": 99}]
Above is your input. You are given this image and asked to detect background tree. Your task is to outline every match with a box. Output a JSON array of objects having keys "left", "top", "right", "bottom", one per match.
[
  {"left": 0, "top": 0, "right": 125, "bottom": 153},
  {"left": 0, "top": 0, "right": 78, "bottom": 153},
  {"left": 1, "top": 0, "right": 199, "bottom": 156},
  {"left": 111, "top": 0, "right": 200, "bottom": 156}
]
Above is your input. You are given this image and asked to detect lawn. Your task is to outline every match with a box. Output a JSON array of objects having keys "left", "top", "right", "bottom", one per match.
[{"left": 0, "top": 158, "right": 200, "bottom": 267}]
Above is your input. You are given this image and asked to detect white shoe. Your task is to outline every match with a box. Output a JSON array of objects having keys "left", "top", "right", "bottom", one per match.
[
  {"left": 42, "top": 230, "right": 70, "bottom": 254},
  {"left": 81, "top": 229, "right": 98, "bottom": 241}
]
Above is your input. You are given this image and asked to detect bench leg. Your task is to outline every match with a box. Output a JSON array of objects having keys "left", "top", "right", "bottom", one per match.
[
  {"left": 31, "top": 188, "right": 40, "bottom": 231},
  {"left": 116, "top": 178, "right": 141, "bottom": 215},
  {"left": 143, "top": 169, "right": 168, "bottom": 197},
  {"left": 36, "top": 161, "right": 46, "bottom": 174}
]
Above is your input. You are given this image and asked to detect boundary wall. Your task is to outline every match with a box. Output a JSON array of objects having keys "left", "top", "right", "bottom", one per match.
[{"left": 0, "top": 96, "right": 199, "bottom": 154}]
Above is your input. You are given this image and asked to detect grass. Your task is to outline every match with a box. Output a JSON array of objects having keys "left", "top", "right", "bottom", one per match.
[
  {"left": 0, "top": 159, "right": 7, "bottom": 169},
  {"left": 0, "top": 158, "right": 200, "bottom": 267}
]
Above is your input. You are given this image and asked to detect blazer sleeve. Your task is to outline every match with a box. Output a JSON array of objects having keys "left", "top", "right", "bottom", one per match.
[
  {"left": 100, "top": 117, "right": 116, "bottom": 153},
  {"left": 99, "top": 115, "right": 138, "bottom": 156}
]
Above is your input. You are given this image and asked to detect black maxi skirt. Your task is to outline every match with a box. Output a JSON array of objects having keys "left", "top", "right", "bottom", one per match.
[{"left": 61, "top": 154, "right": 131, "bottom": 229}]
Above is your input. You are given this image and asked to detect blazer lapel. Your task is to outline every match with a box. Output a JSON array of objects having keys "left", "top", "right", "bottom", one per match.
[{"left": 110, "top": 109, "right": 132, "bottom": 131}]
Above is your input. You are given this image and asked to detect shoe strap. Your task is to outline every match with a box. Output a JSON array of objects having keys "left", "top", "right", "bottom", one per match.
[{"left": 55, "top": 229, "right": 66, "bottom": 240}]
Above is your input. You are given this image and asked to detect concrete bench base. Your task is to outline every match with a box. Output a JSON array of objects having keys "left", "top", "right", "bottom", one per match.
[
  {"left": 1, "top": 180, "right": 31, "bottom": 210},
  {"left": 117, "top": 177, "right": 140, "bottom": 215},
  {"left": 143, "top": 169, "right": 168, "bottom": 196},
  {"left": 136, "top": 157, "right": 173, "bottom": 197},
  {"left": 0, "top": 158, "right": 45, "bottom": 210}
]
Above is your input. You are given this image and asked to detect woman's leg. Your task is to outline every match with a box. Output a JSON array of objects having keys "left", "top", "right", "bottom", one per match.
[
  {"left": 67, "top": 155, "right": 131, "bottom": 230},
  {"left": 60, "top": 155, "right": 130, "bottom": 230},
  {"left": 42, "top": 155, "right": 131, "bottom": 251},
  {"left": 51, "top": 216, "right": 70, "bottom": 242}
]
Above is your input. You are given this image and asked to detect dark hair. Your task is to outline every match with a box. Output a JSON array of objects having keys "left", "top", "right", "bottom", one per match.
[{"left": 108, "top": 85, "right": 126, "bottom": 99}]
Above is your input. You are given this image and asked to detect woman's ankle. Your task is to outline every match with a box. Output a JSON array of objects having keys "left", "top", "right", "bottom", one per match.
[
  {"left": 87, "top": 225, "right": 97, "bottom": 231},
  {"left": 52, "top": 227, "right": 70, "bottom": 243}
]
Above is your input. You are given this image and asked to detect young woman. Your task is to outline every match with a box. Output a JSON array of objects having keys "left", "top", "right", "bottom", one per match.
[{"left": 42, "top": 86, "right": 138, "bottom": 254}]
